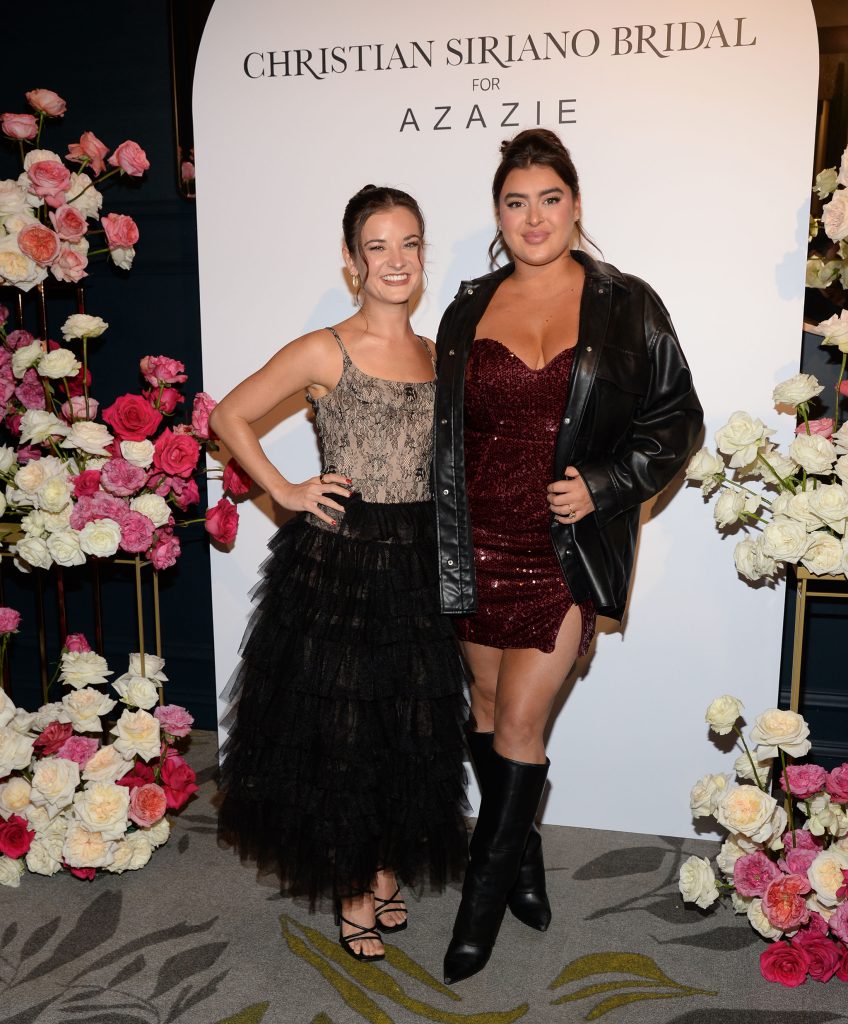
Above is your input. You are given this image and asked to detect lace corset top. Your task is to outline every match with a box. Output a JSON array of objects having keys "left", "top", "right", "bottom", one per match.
[{"left": 305, "top": 327, "right": 436, "bottom": 504}]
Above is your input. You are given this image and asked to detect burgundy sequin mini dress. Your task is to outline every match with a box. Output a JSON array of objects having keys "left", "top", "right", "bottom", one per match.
[{"left": 455, "top": 339, "right": 596, "bottom": 655}]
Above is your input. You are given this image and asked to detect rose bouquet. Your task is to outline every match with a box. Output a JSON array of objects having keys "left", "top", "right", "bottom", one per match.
[
  {"left": 679, "top": 696, "right": 848, "bottom": 987},
  {"left": 0, "top": 615, "right": 197, "bottom": 887},
  {"left": 807, "top": 143, "right": 848, "bottom": 293}
]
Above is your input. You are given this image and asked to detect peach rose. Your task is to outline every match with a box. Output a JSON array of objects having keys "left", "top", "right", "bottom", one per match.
[
  {"left": 49, "top": 204, "right": 88, "bottom": 243},
  {"left": 62, "top": 823, "right": 114, "bottom": 868},
  {"left": 129, "top": 783, "right": 167, "bottom": 827},
  {"left": 72, "top": 781, "right": 130, "bottom": 840},
  {"left": 66, "top": 131, "right": 109, "bottom": 176},
  {"left": 26, "top": 160, "right": 71, "bottom": 207},
  {"left": 17, "top": 223, "right": 61, "bottom": 266},
  {"left": 25, "top": 89, "right": 67, "bottom": 117},
  {"left": 2, "top": 113, "right": 38, "bottom": 140},
  {"left": 52, "top": 245, "right": 88, "bottom": 284},
  {"left": 108, "top": 141, "right": 150, "bottom": 177},
  {"left": 101, "top": 213, "right": 139, "bottom": 249}
]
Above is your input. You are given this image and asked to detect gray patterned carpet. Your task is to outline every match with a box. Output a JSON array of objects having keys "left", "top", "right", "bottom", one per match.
[{"left": 3, "top": 731, "right": 847, "bottom": 1024}]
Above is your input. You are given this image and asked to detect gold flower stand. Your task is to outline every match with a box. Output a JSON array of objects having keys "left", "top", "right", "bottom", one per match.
[{"left": 789, "top": 565, "right": 848, "bottom": 713}]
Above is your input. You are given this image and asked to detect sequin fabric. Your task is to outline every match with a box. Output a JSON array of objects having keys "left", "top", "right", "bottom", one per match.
[
  {"left": 455, "top": 338, "right": 596, "bottom": 655},
  {"left": 305, "top": 328, "right": 435, "bottom": 520}
]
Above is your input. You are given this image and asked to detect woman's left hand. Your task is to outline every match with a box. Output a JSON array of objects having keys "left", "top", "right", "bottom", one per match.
[{"left": 547, "top": 467, "right": 595, "bottom": 525}]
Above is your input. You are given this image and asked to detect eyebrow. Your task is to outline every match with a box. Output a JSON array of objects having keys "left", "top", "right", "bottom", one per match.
[
  {"left": 364, "top": 234, "right": 422, "bottom": 244},
  {"left": 502, "top": 187, "right": 564, "bottom": 201}
]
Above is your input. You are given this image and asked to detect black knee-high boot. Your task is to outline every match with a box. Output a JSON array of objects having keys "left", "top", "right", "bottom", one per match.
[
  {"left": 444, "top": 750, "right": 549, "bottom": 985},
  {"left": 466, "top": 731, "right": 552, "bottom": 932}
]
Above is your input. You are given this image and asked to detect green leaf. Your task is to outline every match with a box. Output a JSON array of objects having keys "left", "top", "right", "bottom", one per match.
[
  {"left": 214, "top": 1002, "right": 270, "bottom": 1024},
  {"left": 549, "top": 952, "right": 686, "bottom": 991},
  {"left": 585, "top": 991, "right": 701, "bottom": 1020},
  {"left": 383, "top": 945, "right": 461, "bottom": 1003},
  {"left": 550, "top": 979, "right": 665, "bottom": 1005}
]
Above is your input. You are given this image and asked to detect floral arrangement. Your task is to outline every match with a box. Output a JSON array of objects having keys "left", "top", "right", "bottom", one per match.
[
  {"left": 679, "top": 696, "right": 848, "bottom": 987},
  {"left": 807, "top": 143, "right": 848, "bottom": 293},
  {"left": 0, "top": 87, "right": 244, "bottom": 567},
  {"left": 0, "top": 610, "right": 197, "bottom": 886}
]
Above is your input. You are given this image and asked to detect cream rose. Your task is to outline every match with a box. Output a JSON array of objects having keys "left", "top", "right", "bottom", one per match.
[
  {"left": 823, "top": 189, "right": 848, "bottom": 242},
  {"left": 19, "top": 410, "right": 68, "bottom": 445},
  {"left": 747, "top": 898, "right": 783, "bottom": 939},
  {"left": 713, "top": 489, "right": 758, "bottom": 528},
  {"left": 740, "top": 444, "right": 797, "bottom": 487},
  {"left": 14, "top": 535, "right": 52, "bottom": 570},
  {"left": 731, "top": 891, "right": 753, "bottom": 915},
  {"left": 0, "top": 179, "right": 29, "bottom": 217},
  {"left": 78, "top": 518, "right": 121, "bottom": 558},
  {"left": 814, "top": 310, "right": 848, "bottom": 354},
  {"left": 46, "top": 529, "right": 86, "bottom": 568},
  {"left": 127, "top": 653, "right": 167, "bottom": 683},
  {"left": 110, "top": 708, "right": 161, "bottom": 761},
  {"left": 685, "top": 448, "right": 725, "bottom": 494},
  {"left": 26, "top": 838, "right": 62, "bottom": 876},
  {"left": 807, "top": 848, "right": 848, "bottom": 906},
  {"left": 62, "top": 823, "right": 115, "bottom": 868},
  {"left": 9, "top": 708, "right": 37, "bottom": 734},
  {"left": 749, "top": 708, "right": 811, "bottom": 759},
  {"left": 144, "top": 817, "right": 170, "bottom": 849},
  {"left": 31, "top": 701, "right": 69, "bottom": 731},
  {"left": 734, "top": 536, "right": 776, "bottom": 582},
  {"left": 0, "top": 856, "right": 25, "bottom": 888},
  {"left": 120, "top": 439, "right": 154, "bottom": 468},
  {"left": 715, "top": 411, "right": 774, "bottom": 468},
  {"left": 834, "top": 423, "right": 848, "bottom": 456},
  {"left": 111, "top": 246, "right": 135, "bottom": 271},
  {"left": 37, "top": 476, "right": 70, "bottom": 515},
  {"left": 106, "top": 832, "right": 153, "bottom": 873},
  {"left": 734, "top": 752, "right": 772, "bottom": 786},
  {"left": 678, "top": 855, "right": 720, "bottom": 909},
  {"left": 16, "top": 459, "right": 60, "bottom": 496},
  {"left": 61, "top": 421, "right": 114, "bottom": 456},
  {"left": 789, "top": 434, "right": 837, "bottom": 475},
  {"left": 61, "top": 686, "right": 116, "bottom": 733},
  {"left": 0, "top": 777, "right": 32, "bottom": 816},
  {"left": 705, "top": 695, "right": 744, "bottom": 735},
  {"left": 30, "top": 756, "right": 80, "bottom": 817},
  {"left": 785, "top": 491, "right": 823, "bottom": 532},
  {"left": 808, "top": 484, "right": 848, "bottom": 533},
  {"left": 82, "top": 744, "right": 133, "bottom": 785},
  {"left": 714, "top": 784, "right": 779, "bottom": 842},
  {"left": 11, "top": 339, "right": 44, "bottom": 378},
  {"left": 801, "top": 531, "right": 845, "bottom": 576},
  {"left": 72, "top": 781, "right": 130, "bottom": 840},
  {"left": 773, "top": 373, "right": 824, "bottom": 408},
  {"left": 0, "top": 725, "right": 35, "bottom": 777},
  {"left": 716, "top": 835, "right": 747, "bottom": 877},
  {"left": 66, "top": 173, "right": 103, "bottom": 220},
  {"left": 807, "top": 794, "right": 848, "bottom": 838},
  {"left": 113, "top": 674, "right": 159, "bottom": 710},
  {"left": 835, "top": 456, "right": 848, "bottom": 485},
  {"left": 130, "top": 493, "right": 170, "bottom": 528},
  {"left": 0, "top": 236, "right": 47, "bottom": 291},
  {"left": 38, "top": 347, "right": 81, "bottom": 380},
  {"left": 689, "top": 772, "right": 731, "bottom": 817},
  {"left": 814, "top": 167, "right": 839, "bottom": 199},
  {"left": 761, "top": 516, "right": 809, "bottom": 563},
  {"left": 60, "top": 312, "right": 108, "bottom": 341},
  {"left": 0, "top": 689, "right": 14, "bottom": 728},
  {"left": 60, "top": 650, "right": 112, "bottom": 689},
  {"left": 0, "top": 445, "right": 16, "bottom": 473}
]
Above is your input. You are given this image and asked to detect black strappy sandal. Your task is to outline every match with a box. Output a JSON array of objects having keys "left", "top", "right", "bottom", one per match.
[
  {"left": 374, "top": 886, "right": 408, "bottom": 934},
  {"left": 336, "top": 906, "right": 385, "bottom": 962}
]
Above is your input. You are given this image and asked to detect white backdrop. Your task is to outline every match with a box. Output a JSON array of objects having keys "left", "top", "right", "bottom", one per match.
[{"left": 194, "top": 0, "right": 818, "bottom": 837}]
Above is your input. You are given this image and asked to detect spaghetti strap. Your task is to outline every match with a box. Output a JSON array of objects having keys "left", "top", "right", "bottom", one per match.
[
  {"left": 417, "top": 335, "right": 436, "bottom": 371},
  {"left": 325, "top": 325, "right": 351, "bottom": 364}
]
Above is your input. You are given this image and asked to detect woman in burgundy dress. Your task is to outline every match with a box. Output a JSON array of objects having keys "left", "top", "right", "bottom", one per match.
[{"left": 433, "top": 129, "right": 703, "bottom": 983}]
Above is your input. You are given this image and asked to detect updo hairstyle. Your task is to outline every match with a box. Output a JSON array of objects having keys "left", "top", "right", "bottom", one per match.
[{"left": 342, "top": 185, "right": 425, "bottom": 295}]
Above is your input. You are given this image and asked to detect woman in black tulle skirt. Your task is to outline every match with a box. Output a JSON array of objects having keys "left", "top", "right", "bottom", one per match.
[{"left": 214, "top": 186, "right": 468, "bottom": 962}]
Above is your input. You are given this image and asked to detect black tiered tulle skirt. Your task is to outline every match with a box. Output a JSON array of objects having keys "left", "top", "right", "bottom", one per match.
[{"left": 217, "top": 496, "right": 469, "bottom": 907}]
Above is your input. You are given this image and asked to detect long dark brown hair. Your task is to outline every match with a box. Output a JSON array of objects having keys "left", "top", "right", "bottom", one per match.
[{"left": 342, "top": 185, "right": 425, "bottom": 297}]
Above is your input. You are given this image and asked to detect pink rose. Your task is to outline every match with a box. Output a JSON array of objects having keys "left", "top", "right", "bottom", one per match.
[
  {"left": 154, "top": 704, "right": 194, "bottom": 738},
  {"left": 780, "top": 847, "right": 817, "bottom": 879},
  {"left": 830, "top": 902, "right": 848, "bottom": 944},
  {"left": 70, "top": 492, "right": 129, "bottom": 530},
  {"left": 145, "top": 387, "right": 184, "bottom": 415},
  {"left": 782, "top": 828, "right": 822, "bottom": 852},
  {"left": 790, "top": 932, "right": 842, "bottom": 982},
  {"left": 0, "top": 607, "right": 21, "bottom": 634},
  {"left": 205, "top": 497, "right": 239, "bottom": 545},
  {"left": 5, "top": 413, "right": 22, "bottom": 437},
  {"left": 128, "top": 782, "right": 167, "bottom": 827},
  {"left": 826, "top": 764, "right": 848, "bottom": 802},
  {"left": 153, "top": 428, "right": 200, "bottom": 478},
  {"left": 172, "top": 477, "right": 199, "bottom": 510},
  {"left": 223, "top": 458, "right": 252, "bottom": 497},
  {"left": 6, "top": 329, "right": 35, "bottom": 351},
  {"left": 795, "top": 418, "right": 834, "bottom": 439},
  {"left": 0, "top": 814, "right": 36, "bottom": 860},
  {"left": 807, "top": 912, "right": 829, "bottom": 936},
  {"left": 62, "top": 395, "right": 98, "bottom": 421},
  {"left": 25, "top": 89, "right": 67, "bottom": 117},
  {"left": 17, "top": 223, "right": 61, "bottom": 266},
  {"left": 33, "top": 721, "right": 73, "bottom": 756},
  {"left": 159, "top": 751, "right": 198, "bottom": 810},
  {"left": 27, "top": 159, "right": 72, "bottom": 207},
  {"left": 836, "top": 944, "right": 848, "bottom": 982},
  {"left": 148, "top": 528, "right": 181, "bottom": 570},
  {"left": 734, "top": 850, "right": 782, "bottom": 897},
  {"left": 763, "top": 873, "right": 811, "bottom": 932},
  {"left": 55, "top": 735, "right": 99, "bottom": 769},
  {"left": 840, "top": 380, "right": 848, "bottom": 399},
  {"left": 65, "top": 863, "right": 96, "bottom": 880},
  {"left": 66, "top": 131, "right": 109, "bottom": 176},
  {"left": 119, "top": 509, "right": 155, "bottom": 553},
  {"left": 100, "top": 457, "right": 147, "bottom": 497},
  {"left": 191, "top": 392, "right": 217, "bottom": 439},
  {"left": 101, "top": 213, "right": 139, "bottom": 250},
  {"left": 180, "top": 160, "right": 195, "bottom": 182},
  {"left": 1, "top": 113, "right": 38, "bottom": 140},
  {"left": 64, "top": 632, "right": 92, "bottom": 653},
  {"left": 49, "top": 204, "right": 88, "bottom": 244},
  {"left": 102, "top": 393, "right": 163, "bottom": 441},
  {"left": 0, "top": 304, "right": 8, "bottom": 327},
  {"left": 16, "top": 369, "right": 47, "bottom": 411},
  {"left": 72, "top": 471, "right": 101, "bottom": 498},
  {"left": 760, "top": 940, "right": 810, "bottom": 987},
  {"left": 116, "top": 761, "right": 155, "bottom": 790},
  {"left": 52, "top": 245, "right": 88, "bottom": 284},
  {"left": 782, "top": 763, "right": 827, "bottom": 800},
  {"left": 108, "top": 140, "right": 150, "bottom": 177},
  {"left": 140, "top": 355, "right": 187, "bottom": 386}
]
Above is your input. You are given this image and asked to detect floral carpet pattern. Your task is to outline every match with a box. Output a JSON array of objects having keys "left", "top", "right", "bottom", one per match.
[{"left": 3, "top": 732, "right": 847, "bottom": 1024}]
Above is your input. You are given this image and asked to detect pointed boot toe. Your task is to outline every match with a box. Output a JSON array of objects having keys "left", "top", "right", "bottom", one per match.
[
  {"left": 444, "top": 938, "right": 492, "bottom": 985},
  {"left": 508, "top": 890, "right": 552, "bottom": 931}
]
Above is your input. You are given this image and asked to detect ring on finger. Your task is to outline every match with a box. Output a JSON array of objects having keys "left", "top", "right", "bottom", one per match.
[{"left": 319, "top": 472, "right": 328, "bottom": 484}]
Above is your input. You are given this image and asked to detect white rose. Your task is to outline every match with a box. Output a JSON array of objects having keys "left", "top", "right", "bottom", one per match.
[
  {"left": 31, "top": 701, "right": 69, "bottom": 731},
  {"left": 705, "top": 695, "right": 744, "bottom": 735},
  {"left": 7, "top": 487, "right": 35, "bottom": 511},
  {"left": 814, "top": 166, "right": 839, "bottom": 199},
  {"left": 83, "top": 745, "right": 133, "bottom": 785},
  {"left": 130, "top": 493, "right": 170, "bottom": 527},
  {"left": 716, "top": 835, "right": 747, "bottom": 877},
  {"left": 46, "top": 529, "right": 86, "bottom": 567},
  {"left": 0, "top": 235, "right": 47, "bottom": 292},
  {"left": 0, "top": 446, "right": 16, "bottom": 474},
  {"left": 110, "top": 708, "right": 161, "bottom": 761},
  {"left": 41, "top": 507, "right": 73, "bottom": 533},
  {"left": 62, "top": 687, "right": 116, "bottom": 733},
  {"left": 790, "top": 434, "right": 837, "bottom": 475},
  {"left": 0, "top": 726, "right": 34, "bottom": 776},
  {"left": 72, "top": 782, "right": 129, "bottom": 841},
  {"left": 25, "top": 838, "right": 62, "bottom": 876},
  {"left": 37, "top": 475, "right": 70, "bottom": 514},
  {"left": 110, "top": 246, "right": 135, "bottom": 271},
  {"left": 23, "top": 148, "right": 63, "bottom": 169},
  {"left": 60, "top": 650, "right": 112, "bottom": 689},
  {"left": 30, "top": 756, "right": 80, "bottom": 817},
  {"left": 62, "top": 823, "right": 115, "bottom": 869},
  {"left": 807, "top": 848, "right": 848, "bottom": 906},
  {"left": 740, "top": 444, "right": 797, "bottom": 488},
  {"left": 66, "top": 172, "right": 103, "bottom": 220},
  {"left": 16, "top": 463, "right": 52, "bottom": 496},
  {"left": 715, "top": 411, "right": 774, "bottom": 468},
  {"left": 715, "top": 784, "right": 779, "bottom": 842},
  {"left": 747, "top": 897, "right": 783, "bottom": 939},
  {"left": 690, "top": 773, "right": 731, "bottom": 817},
  {"left": 113, "top": 674, "right": 159, "bottom": 710},
  {"left": 813, "top": 310, "right": 848, "bottom": 354},
  {"left": 62, "top": 421, "right": 114, "bottom": 456},
  {"left": 808, "top": 484, "right": 848, "bottom": 533},
  {"left": 38, "top": 348, "right": 81, "bottom": 380},
  {"left": 762, "top": 805, "right": 788, "bottom": 851},
  {"left": 773, "top": 373, "right": 824, "bottom": 408},
  {"left": 8, "top": 708, "right": 37, "bottom": 734},
  {"left": 713, "top": 489, "right": 758, "bottom": 528},
  {"left": 761, "top": 516, "right": 809, "bottom": 564},
  {"left": 749, "top": 708, "right": 811, "bottom": 759},
  {"left": 807, "top": 794, "right": 848, "bottom": 838},
  {"left": 0, "top": 490, "right": 6, "bottom": 518},
  {"left": 0, "top": 689, "right": 15, "bottom": 728},
  {"left": 14, "top": 535, "right": 52, "bottom": 570},
  {"left": 731, "top": 891, "right": 752, "bottom": 915},
  {"left": 78, "top": 518, "right": 121, "bottom": 558},
  {"left": 0, "top": 855, "right": 25, "bottom": 888},
  {"left": 106, "top": 831, "right": 153, "bottom": 873},
  {"left": 0, "top": 179, "right": 29, "bottom": 217},
  {"left": 834, "top": 422, "right": 848, "bottom": 456},
  {"left": 11, "top": 339, "right": 44, "bottom": 378},
  {"left": 801, "top": 531, "right": 845, "bottom": 575},
  {"left": 822, "top": 189, "right": 848, "bottom": 242},
  {"left": 806, "top": 893, "right": 836, "bottom": 922},
  {"left": 127, "top": 653, "right": 167, "bottom": 683},
  {"left": 734, "top": 752, "right": 773, "bottom": 786},
  {"left": 144, "top": 817, "right": 171, "bottom": 849},
  {"left": 838, "top": 146, "right": 848, "bottom": 187},
  {"left": 60, "top": 312, "right": 108, "bottom": 342},
  {"left": 121, "top": 440, "right": 154, "bottom": 469},
  {"left": 4, "top": 210, "right": 38, "bottom": 232},
  {"left": 835, "top": 456, "right": 848, "bottom": 485},
  {"left": 785, "top": 491, "right": 824, "bottom": 532},
  {"left": 19, "top": 410, "right": 68, "bottom": 445},
  {"left": 806, "top": 256, "right": 841, "bottom": 288},
  {"left": 733, "top": 536, "right": 776, "bottom": 582},
  {"left": 678, "top": 855, "right": 720, "bottom": 909},
  {"left": 0, "top": 777, "right": 32, "bottom": 816}
]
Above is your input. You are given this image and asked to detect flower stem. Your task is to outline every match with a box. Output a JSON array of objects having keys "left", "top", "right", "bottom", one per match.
[
  {"left": 67, "top": 166, "right": 119, "bottom": 202},
  {"left": 83, "top": 338, "right": 90, "bottom": 419},
  {"left": 801, "top": 406, "right": 811, "bottom": 435},
  {"left": 757, "top": 453, "right": 795, "bottom": 494},
  {"left": 780, "top": 747, "right": 797, "bottom": 846},
  {"left": 734, "top": 724, "right": 766, "bottom": 791}
]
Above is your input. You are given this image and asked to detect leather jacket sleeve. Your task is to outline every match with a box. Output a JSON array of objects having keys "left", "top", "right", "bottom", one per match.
[{"left": 576, "top": 286, "right": 703, "bottom": 529}]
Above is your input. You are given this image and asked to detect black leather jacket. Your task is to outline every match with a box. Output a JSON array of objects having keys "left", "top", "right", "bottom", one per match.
[{"left": 433, "top": 251, "right": 703, "bottom": 620}]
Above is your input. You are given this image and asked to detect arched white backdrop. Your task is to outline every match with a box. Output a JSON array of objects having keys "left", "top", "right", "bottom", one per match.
[{"left": 194, "top": 0, "right": 818, "bottom": 837}]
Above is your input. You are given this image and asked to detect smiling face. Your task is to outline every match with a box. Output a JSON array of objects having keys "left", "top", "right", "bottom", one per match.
[
  {"left": 497, "top": 164, "right": 581, "bottom": 269},
  {"left": 344, "top": 205, "right": 424, "bottom": 305}
]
